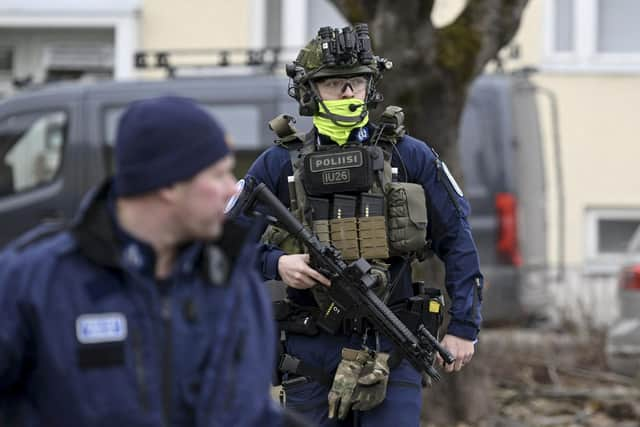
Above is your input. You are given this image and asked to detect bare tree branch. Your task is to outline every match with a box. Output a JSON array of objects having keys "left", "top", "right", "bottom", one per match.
[
  {"left": 438, "top": 0, "right": 530, "bottom": 84},
  {"left": 329, "top": 0, "right": 376, "bottom": 22},
  {"left": 330, "top": 0, "right": 437, "bottom": 65}
]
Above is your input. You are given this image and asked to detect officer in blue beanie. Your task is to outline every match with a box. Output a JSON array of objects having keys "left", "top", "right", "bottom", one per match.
[{"left": 0, "top": 96, "right": 309, "bottom": 426}]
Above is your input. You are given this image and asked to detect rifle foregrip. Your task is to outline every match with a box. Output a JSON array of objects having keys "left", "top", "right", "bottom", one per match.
[{"left": 418, "top": 325, "right": 455, "bottom": 364}]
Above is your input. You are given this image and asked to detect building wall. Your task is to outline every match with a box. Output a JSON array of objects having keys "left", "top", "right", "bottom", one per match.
[
  {"left": 509, "top": 0, "right": 640, "bottom": 326},
  {"left": 510, "top": 0, "right": 640, "bottom": 270},
  {"left": 140, "top": 0, "right": 250, "bottom": 50},
  {"left": 436, "top": 0, "right": 640, "bottom": 271},
  {"left": 431, "top": 0, "right": 640, "bottom": 325}
]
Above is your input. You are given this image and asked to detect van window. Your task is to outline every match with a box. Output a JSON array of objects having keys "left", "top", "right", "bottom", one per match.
[
  {"left": 458, "top": 98, "right": 504, "bottom": 195},
  {"left": 103, "top": 103, "right": 261, "bottom": 171},
  {"left": 0, "top": 111, "right": 67, "bottom": 196}
]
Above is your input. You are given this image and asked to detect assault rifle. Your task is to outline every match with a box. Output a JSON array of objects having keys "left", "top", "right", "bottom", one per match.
[{"left": 225, "top": 177, "right": 455, "bottom": 381}]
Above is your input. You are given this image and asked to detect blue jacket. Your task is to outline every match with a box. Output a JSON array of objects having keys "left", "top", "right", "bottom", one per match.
[
  {"left": 246, "top": 127, "right": 483, "bottom": 340},
  {"left": 0, "top": 181, "right": 284, "bottom": 427}
]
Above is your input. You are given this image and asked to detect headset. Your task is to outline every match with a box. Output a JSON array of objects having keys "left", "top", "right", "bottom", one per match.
[{"left": 286, "top": 24, "right": 393, "bottom": 119}]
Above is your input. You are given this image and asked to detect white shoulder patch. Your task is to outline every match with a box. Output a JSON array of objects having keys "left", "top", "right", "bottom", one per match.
[
  {"left": 76, "top": 313, "right": 128, "bottom": 344},
  {"left": 441, "top": 162, "right": 464, "bottom": 197}
]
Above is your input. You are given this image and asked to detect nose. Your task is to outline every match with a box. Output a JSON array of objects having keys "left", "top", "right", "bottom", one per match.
[{"left": 340, "top": 83, "right": 355, "bottom": 98}]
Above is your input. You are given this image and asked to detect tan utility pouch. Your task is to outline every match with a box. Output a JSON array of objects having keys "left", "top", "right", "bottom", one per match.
[
  {"left": 385, "top": 182, "right": 428, "bottom": 255},
  {"left": 312, "top": 219, "right": 331, "bottom": 246},
  {"left": 358, "top": 216, "right": 389, "bottom": 259},
  {"left": 330, "top": 217, "right": 360, "bottom": 261}
]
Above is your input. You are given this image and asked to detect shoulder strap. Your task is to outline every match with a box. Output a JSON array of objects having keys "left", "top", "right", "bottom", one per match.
[
  {"left": 269, "top": 114, "right": 306, "bottom": 147},
  {"left": 369, "top": 105, "right": 408, "bottom": 186},
  {"left": 267, "top": 113, "right": 316, "bottom": 169},
  {"left": 372, "top": 105, "right": 406, "bottom": 146},
  {"left": 281, "top": 128, "right": 315, "bottom": 177},
  {"left": 266, "top": 115, "right": 317, "bottom": 231}
]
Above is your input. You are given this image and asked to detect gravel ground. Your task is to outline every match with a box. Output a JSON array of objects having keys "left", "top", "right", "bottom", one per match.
[{"left": 421, "top": 329, "right": 640, "bottom": 427}]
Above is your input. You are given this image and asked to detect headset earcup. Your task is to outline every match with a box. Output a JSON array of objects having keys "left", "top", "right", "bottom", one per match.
[{"left": 298, "top": 87, "right": 318, "bottom": 116}]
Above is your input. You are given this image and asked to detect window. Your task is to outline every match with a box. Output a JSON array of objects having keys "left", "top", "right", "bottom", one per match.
[
  {"left": 103, "top": 103, "right": 261, "bottom": 174},
  {"left": 0, "top": 111, "right": 67, "bottom": 196},
  {"left": 596, "top": 0, "right": 640, "bottom": 53},
  {"left": 585, "top": 208, "right": 640, "bottom": 272},
  {"left": 545, "top": 0, "right": 640, "bottom": 72},
  {"left": 553, "top": 0, "right": 574, "bottom": 52}
]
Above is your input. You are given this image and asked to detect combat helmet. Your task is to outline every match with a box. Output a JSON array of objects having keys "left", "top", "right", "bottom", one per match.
[{"left": 286, "top": 24, "right": 392, "bottom": 118}]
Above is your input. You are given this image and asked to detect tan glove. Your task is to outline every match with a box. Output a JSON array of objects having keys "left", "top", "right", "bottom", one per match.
[
  {"left": 327, "top": 348, "right": 371, "bottom": 420},
  {"left": 351, "top": 352, "right": 390, "bottom": 412}
]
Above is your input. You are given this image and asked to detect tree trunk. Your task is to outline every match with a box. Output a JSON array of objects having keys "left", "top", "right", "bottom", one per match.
[
  {"left": 329, "top": 0, "right": 530, "bottom": 182},
  {"left": 376, "top": 68, "right": 467, "bottom": 179},
  {"left": 328, "top": 1, "right": 531, "bottom": 423}
]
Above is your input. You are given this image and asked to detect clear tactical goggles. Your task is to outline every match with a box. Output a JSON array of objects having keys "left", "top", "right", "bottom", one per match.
[{"left": 315, "top": 76, "right": 369, "bottom": 96}]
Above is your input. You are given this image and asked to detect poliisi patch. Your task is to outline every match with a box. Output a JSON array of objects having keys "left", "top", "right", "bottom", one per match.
[
  {"left": 76, "top": 313, "right": 127, "bottom": 344},
  {"left": 309, "top": 150, "right": 364, "bottom": 173}
]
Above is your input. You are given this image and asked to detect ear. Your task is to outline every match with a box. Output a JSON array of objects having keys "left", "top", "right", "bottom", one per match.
[{"left": 157, "top": 183, "right": 183, "bottom": 204}]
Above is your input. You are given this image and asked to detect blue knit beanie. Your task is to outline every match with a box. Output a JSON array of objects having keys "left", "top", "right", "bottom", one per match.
[{"left": 114, "top": 96, "right": 230, "bottom": 196}]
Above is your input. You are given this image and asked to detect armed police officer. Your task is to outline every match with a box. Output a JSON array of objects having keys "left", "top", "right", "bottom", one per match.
[
  {"left": 246, "top": 25, "right": 483, "bottom": 426},
  {"left": 0, "top": 96, "right": 307, "bottom": 427}
]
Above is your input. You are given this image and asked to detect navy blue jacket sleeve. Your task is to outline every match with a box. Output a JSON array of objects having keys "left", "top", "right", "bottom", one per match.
[
  {"left": 398, "top": 136, "right": 483, "bottom": 341},
  {"left": 245, "top": 146, "right": 293, "bottom": 281}
]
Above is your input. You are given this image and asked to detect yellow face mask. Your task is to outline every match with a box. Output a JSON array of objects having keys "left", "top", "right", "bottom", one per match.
[{"left": 313, "top": 99, "right": 369, "bottom": 146}]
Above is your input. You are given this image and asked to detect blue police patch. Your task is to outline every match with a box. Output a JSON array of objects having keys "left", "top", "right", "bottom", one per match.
[
  {"left": 356, "top": 126, "right": 369, "bottom": 142},
  {"left": 76, "top": 313, "right": 128, "bottom": 344}
]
